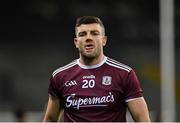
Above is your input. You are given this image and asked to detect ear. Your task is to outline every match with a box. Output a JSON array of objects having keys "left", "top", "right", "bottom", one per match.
[
  {"left": 74, "top": 38, "right": 79, "bottom": 48},
  {"left": 102, "top": 36, "right": 107, "bottom": 46}
]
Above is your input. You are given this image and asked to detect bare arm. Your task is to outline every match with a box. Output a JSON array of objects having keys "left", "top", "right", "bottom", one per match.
[
  {"left": 127, "top": 97, "right": 151, "bottom": 122},
  {"left": 43, "top": 95, "right": 63, "bottom": 122}
]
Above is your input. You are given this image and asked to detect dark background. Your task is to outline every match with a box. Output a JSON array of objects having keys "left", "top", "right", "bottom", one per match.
[{"left": 0, "top": 0, "right": 179, "bottom": 121}]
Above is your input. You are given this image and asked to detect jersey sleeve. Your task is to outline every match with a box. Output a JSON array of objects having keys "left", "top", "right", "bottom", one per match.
[
  {"left": 48, "top": 76, "right": 60, "bottom": 98},
  {"left": 124, "top": 70, "right": 143, "bottom": 102}
]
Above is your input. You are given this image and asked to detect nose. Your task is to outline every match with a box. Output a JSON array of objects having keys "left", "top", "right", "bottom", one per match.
[{"left": 86, "top": 33, "right": 93, "bottom": 42}]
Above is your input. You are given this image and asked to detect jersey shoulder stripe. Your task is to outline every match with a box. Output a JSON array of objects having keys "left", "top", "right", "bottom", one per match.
[
  {"left": 52, "top": 60, "right": 77, "bottom": 77},
  {"left": 107, "top": 57, "right": 132, "bottom": 70},
  {"left": 106, "top": 57, "right": 132, "bottom": 72}
]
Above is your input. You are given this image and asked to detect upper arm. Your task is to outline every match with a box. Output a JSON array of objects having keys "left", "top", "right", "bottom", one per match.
[
  {"left": 43, "top": 95, "right": 63, "bottom": 122},
  {"left": 127, "top": 97, "right": 151, "bottom": 122}
]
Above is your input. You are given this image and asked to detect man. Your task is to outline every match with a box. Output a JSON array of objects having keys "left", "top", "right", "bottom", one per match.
[{"left": 43, "top": 16, "right": 151, "bottom": 122}]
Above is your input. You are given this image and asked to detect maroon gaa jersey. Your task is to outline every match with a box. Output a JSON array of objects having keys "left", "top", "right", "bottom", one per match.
[{"left": 48, "top": 56, "right": 143, "bottom": 122}]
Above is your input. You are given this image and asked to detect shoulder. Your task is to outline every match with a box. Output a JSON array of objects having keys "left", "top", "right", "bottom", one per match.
[
  {"left": 52, "top": 59, "right": 78, "bottom": 77},
  {"left": 105, "top": 57, "right": 132, "bottom": 73}
]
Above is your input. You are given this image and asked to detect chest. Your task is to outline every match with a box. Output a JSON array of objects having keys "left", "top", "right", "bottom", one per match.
[
  {"left": 59, "top": 69, "right": 126, "bottom": 110},
  {"left": 63, "top": 68, "right": 124, "bottom": 94}
]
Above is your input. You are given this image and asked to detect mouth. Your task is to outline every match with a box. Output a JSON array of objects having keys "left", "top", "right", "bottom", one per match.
[{"left": 85, "top": 44, "right": 94, "bottom": 51}]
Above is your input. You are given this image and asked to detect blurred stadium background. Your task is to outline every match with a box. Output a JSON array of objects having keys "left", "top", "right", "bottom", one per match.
[{"left": 0, "top": 0, "right": 179, "bottom": 121}]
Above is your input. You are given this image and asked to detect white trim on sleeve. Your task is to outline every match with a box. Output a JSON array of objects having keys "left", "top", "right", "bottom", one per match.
[{"left": 125, "top": 97, "right": 143, "bottom": 102}]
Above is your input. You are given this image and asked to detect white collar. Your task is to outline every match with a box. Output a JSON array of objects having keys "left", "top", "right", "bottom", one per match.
[{"left": 77, "top": 56, "right": 107, "bottom": 69}]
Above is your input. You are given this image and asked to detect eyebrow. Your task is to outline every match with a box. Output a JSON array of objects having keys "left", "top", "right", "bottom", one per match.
[
  {"left": 78, "top": 30, "right": 100, "bottom": 34},
  {"left": 78, "top": 30, "right": 100, "bottom": 36}
]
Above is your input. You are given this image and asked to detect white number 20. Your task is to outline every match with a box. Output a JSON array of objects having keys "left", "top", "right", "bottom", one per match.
[{"left": 82, "top": 79, "right": 95, "bottom": 88}]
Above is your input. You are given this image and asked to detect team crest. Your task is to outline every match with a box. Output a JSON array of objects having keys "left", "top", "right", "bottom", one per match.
[{"left": 102, "top": 76, "right": 112, "bottom": 85}]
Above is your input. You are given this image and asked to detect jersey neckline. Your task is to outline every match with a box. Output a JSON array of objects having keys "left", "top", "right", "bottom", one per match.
[{"left": 77, "top": 56, "right": 107, "bottom": 69}]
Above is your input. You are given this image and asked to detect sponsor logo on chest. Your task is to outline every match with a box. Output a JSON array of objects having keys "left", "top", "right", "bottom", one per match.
[{"left": 65, "top": 92, "right": 114, "bottom": 110}]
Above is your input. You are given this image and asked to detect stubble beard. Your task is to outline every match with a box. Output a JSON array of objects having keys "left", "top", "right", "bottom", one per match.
[{"left": 79, "top": 47, "right": 101, "bottom": 64}]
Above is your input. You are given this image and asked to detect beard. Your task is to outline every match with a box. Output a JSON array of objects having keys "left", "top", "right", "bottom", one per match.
[
  {"left": 79, "top": 48, "right": 97, "bottom": 59},
  {"left": 79, "top": 46, "right": 102, "bottom": 64}
]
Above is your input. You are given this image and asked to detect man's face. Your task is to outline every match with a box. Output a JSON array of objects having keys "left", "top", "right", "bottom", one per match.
[{"left": 74, "top": 23, "right": 107, "bottom": 59}]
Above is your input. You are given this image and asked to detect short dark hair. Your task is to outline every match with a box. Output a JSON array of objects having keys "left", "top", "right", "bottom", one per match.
[
  {"left": 75, "top": 16, "right": 104, "bottom": 28},
  {"left": 75, "top": 16, "right": 105, "bottom": 36}
]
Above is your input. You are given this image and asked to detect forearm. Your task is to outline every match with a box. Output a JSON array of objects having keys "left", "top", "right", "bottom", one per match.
[
  {"left": 128, "top": 97, "right": 151, "bottom": 122},
  {"left": 132, "top": 113, "right": 151, "bottom": 122},
  {"left": 43, "top": 115, "right": 58, "bottom": 122},
  {"left": 43, "top": 108, "right": 60, "bottom": 122},
  {"left": 43, "top": 95, "right": 61, "bottom": 122}
]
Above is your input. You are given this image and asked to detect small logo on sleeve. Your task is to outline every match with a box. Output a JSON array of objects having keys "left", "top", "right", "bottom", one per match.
[{"left": 102, "top": 76, "right": 112, "bottom": 85}]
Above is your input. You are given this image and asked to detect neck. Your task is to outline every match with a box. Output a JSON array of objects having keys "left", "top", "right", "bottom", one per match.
[{"left": 79, "top": 54, "right": 104, "bottom": 66}]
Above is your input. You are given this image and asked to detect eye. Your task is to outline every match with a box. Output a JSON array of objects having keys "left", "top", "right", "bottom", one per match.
[
  {"left": 91, "top": 31, "right": 100, "bottom": 36},
  {"left": 78, "top": 32, "right": 86, "bottom": 37}
]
